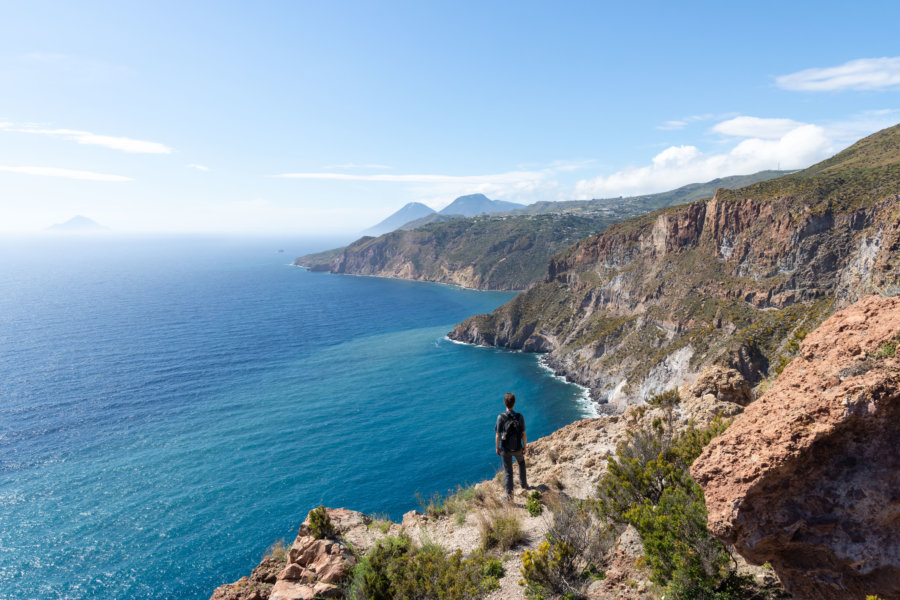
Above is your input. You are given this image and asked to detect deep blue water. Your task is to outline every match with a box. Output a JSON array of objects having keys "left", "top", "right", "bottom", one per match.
[{"left": 0, "top": 235, "right": 592, "bottom": 600}]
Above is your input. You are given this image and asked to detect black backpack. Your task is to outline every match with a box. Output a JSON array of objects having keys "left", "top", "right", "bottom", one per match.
[{"left": 500, "top": 411, "right": 523, "bottom": 452}]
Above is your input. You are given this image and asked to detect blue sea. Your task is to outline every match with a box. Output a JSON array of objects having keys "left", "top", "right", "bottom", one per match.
[{"left": 0, "top": 235, "right": 592, "bottom": 600}]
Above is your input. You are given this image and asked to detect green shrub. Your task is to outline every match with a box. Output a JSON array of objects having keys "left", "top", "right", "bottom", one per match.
[
  {"left": 346, "top": 534, "right": 500, "bottom": 600},
  {"left": 308, "top": 505, "right": 337, "bottom": 540},
  {"left": 647, "top": 388, "right": 681, "bottom": 407},
  {"left": 521, "top": 540, "right": 576, "bottom": 599},
  {"left": 520, "top": 495, "right": 613, "bottom": 599},
  {"left": 871, "top": 338, "right": 898, "bottom": 358},
  {"left": 526, "top": 491, "right": 543, "bottom": 517},
  {"left": 595, "top": 412, "right": 756, "bottom": 597}
]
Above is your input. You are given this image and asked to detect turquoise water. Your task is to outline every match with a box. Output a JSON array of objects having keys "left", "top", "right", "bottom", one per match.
[{"left": 0, "top": 236, "right": 592, "bottom": 600}]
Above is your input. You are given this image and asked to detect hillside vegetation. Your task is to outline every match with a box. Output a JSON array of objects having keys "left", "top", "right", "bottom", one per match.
[{"left": 450, "top": 124, "right": 900, "bottom": 407}]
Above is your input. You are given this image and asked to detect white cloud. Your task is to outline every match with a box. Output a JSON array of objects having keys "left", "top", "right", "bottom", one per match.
[
  {"left": 0, "top": 123, "right": 172, "bottom": 154},
  {"left": 777, "top": 57, "right": 900, "bottom": 91},
  {"left": 0, "top": 165, "right": 132, "bottom": 181},
  {"left": 187, "top": 163, "right": 209, "bottom": 171},
  {"left": 712, "top": 116, "right": 809, "bottom": 139},
  {"left": 574, "top": 120, "right": 834, "bottom": 198}
]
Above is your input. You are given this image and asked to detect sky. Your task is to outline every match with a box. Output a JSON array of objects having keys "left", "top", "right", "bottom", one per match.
[{"left": 1, "top": 1, "right": 900, "bottom": 235}]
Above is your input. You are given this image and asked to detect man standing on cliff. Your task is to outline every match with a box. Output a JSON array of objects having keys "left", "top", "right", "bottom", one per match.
[{"left": 495, "top": 392, "right": 528, "bottom": 500}]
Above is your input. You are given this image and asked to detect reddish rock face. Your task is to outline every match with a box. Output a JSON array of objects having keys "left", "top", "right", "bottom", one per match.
[
  {"left": 210, "top": 507, "right": 366, "bottom": 600},
  {"left": 692, "top": 295, "right": 900, "bottom": 600}
]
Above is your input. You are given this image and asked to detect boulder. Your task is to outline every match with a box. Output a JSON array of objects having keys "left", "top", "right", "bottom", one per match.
[
  {"left": 692, "top": 295, "right": 900, "bottom": 600},
  {"left": 690, "top": 365, "right": 752, "bottom": 405}
]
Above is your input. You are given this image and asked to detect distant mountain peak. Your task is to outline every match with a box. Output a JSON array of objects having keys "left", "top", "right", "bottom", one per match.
[
  {"left": 438, "top": 194, "right": 523, "bottom": 217},
  {"left": 47, "top": 215, "right": 109, "bottom": 232},
  {"left": 362, "top": 202, "right": 436, "bottom": 237}
]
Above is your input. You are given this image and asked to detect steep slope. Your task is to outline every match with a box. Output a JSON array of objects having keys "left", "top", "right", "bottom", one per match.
[
  {"left": 450, "top": 125, "right": 900, "bottom": 409},
  {"left": 398, "top": 212, "right": 460, "bottom": 230},
  {"left": 361, "top": 202, "right": 435, "bottom": 236},
  {"left": 438, "top": 193, "right": 523, "bottom": 216},
  {"left": 299, "top": 213, "right": 613, "bottom": 290}
]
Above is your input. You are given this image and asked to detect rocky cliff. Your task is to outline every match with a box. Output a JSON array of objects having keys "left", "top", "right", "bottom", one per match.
[
  {"left": 295, "top": 172, "right": 790, "bottom": 291},
  {"left": 692, "top": 294, "right": 900, "bottom": 600},
  {"left": 450, "top": 124, "right": 900, "bottom": 408},
  {"left": 296, "top": 213, "right": 613, "bottom": 290}
]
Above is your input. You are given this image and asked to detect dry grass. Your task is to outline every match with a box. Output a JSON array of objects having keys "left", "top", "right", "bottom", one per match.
[
  {"left": 262, "top": 538, "right": 289, "bottom": 563},
  {"left": 477, "top": 506, "right": 525, "bottom": 552}
]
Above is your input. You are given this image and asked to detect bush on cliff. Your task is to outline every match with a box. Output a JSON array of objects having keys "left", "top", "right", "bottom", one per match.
[
  {"left": 346, "top": 534, "right": 501, "bottom": 600},
  {"left": 594, "top": 413, "right": 769, "bottom": 598},
  {"left": 308, "top": 505, "right": 337, "bottom": 539},
  {"left": 520, "top": 495, "right": 613, "bottom": 599}
]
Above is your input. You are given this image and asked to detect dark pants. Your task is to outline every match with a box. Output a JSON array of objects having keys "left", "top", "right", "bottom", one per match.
[{"left": 500, "top": 450, "right": 527, "bottom": 496}]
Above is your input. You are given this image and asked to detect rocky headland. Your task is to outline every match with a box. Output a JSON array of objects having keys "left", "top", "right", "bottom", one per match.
[{"left": 296, "top": 213, "right": 612, "bottom": 291}]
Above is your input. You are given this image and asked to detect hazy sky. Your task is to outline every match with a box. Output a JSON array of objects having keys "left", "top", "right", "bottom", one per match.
[{"left": 2, "top": 1, "right": 899, "bottom": 234}]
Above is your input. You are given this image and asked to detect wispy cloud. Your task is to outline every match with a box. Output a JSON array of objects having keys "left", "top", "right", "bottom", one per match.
[
  {"left": 776, "top": 57, "right": 900, "bottom": 91},
  {"left": 0, "top": 122, "right": 172, "bottom": 154},
  {"left": 275, "top": 171, "right": 550, "bottom": 184},
  {"left": 0, "top": 165, "right": 132, "bottom": 181},
  {"left": 321, "top": 163, "right": 392, "bottom": 170},
  {"left": 656, "top": 113, "right": 728, "bottom": 131},
  {"left": 276, "top": 162, "right": 589, "bottom": 208},
  {"left": 187, "top": 163, "right": 209, "bottom": 171}
]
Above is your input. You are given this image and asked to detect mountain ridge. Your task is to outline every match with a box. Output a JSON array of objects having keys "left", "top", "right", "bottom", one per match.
[{"left": 295, "top": 171, "right": 790, "bottom": 290}]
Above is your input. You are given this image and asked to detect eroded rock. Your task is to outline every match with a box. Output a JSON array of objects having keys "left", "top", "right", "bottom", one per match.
[
  {"left": 692, "top": 295, "right": 900, "bottom": 600},
  {"left": 690, "top": 365, "right": 752, "bottom": 406}
]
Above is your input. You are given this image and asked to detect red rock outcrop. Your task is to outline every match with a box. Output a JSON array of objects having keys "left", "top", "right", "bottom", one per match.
[
  {"left": 692, "top": 295, "right": 900, "bottom": 600},
  {"left": 210, "top": 508, "right": 371, "bottom": 600}
]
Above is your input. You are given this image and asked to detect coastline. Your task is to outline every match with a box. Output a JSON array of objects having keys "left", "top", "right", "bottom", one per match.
[
  {"left": 291, "top": 262, "right": 527, "bottom": 293},
  {"left": 444, "top": 333, "right": 598, "bottom": 418}
]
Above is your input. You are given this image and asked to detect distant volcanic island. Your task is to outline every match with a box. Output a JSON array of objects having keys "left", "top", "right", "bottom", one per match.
[{"left": 47, "top": 215, "right": 109, "bottom": 233}]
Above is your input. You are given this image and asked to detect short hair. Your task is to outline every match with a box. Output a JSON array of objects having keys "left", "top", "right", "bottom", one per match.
[{"left": 503, "top": 393, "right": 516, "bottom": 409}]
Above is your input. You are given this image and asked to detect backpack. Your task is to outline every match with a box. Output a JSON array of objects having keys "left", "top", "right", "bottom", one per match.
[{"left": 500, "top": 411, "right": 523, "bottom": 452}]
